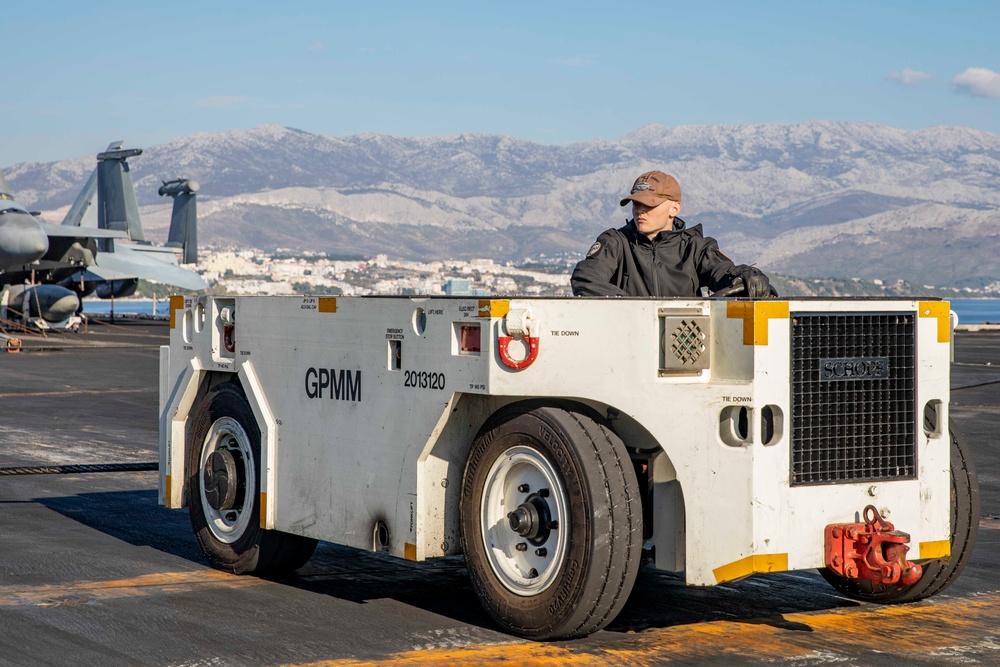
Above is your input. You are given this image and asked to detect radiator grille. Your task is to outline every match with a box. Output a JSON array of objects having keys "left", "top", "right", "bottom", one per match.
[{"left": 790, "top": 312, "right": 916, "bottom": 486}]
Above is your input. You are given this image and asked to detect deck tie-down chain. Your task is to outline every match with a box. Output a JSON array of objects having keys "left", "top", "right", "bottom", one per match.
[{"left": 0, "top": 462, "right": 157, "bottom": 475}]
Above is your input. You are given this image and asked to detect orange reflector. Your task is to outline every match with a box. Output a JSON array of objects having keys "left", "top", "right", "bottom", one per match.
[{"left": 460, "top": 324, "right": 481, "bottom": 353}]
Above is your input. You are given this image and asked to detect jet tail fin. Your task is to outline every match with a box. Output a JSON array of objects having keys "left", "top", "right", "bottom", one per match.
[
  {"left": 96, "top": 141, "right": 145, "bottom": 242},
  {"left": 0, "top": 170, "right": 11, "bottom": 197},
  {"left": 61, "top": 169, "right": 98, "bottom": 227},
  {"left": 160, "top": 179, "right": 199, "bottom": 264}
]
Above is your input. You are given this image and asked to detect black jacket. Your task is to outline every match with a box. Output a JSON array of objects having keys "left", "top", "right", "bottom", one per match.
[{"left": 571, "top": 218, "right": 744, "bottom": 297}]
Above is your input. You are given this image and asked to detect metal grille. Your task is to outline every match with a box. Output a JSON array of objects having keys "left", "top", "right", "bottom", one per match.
[
  {"left": 670, "top": 320, "right": 706, "bottom": 365},
  {"left": 660, "top": 314, "right": 710, "bottom": 372},
  {"left": 790, "top": 312, "right": 916, "bottom": 486}
]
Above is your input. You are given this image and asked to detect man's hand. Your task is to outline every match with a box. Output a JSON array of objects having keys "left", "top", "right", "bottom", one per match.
[{"left": 735, "top": 266, "right": 771, "bottom": 298}]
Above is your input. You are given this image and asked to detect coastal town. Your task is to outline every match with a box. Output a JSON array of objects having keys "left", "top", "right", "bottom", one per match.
[
  {"left": 188, "top": 246, "right": 576, "bottom": 297},
  {"left": 130, "top": 245, "right": 998, "bottom": 303}
]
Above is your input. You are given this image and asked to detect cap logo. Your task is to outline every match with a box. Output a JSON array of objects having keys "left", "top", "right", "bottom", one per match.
[{"left": 633, "top": 182, "right": 651, "bottom": 192}]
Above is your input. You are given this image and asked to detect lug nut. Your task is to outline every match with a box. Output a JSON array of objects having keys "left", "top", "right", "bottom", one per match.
[
  {"left": 515, "top": 542, "right": 527, "bottom": 552},
  {"left": 518, "top": 484, "right": 530, "bottom": 493},
  {"left": 538, "top": 488, "right": 550, "bottom": 498},
  {"left": 548, "top": 520, "right": 559, "bottom": 530},
  {"left": 535, "top": 548, "right": 547, "bottom": 557}
]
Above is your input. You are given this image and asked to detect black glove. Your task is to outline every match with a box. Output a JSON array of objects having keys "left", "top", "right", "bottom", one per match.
[{"left": 734, "top": 266, "right": 771, "bottom": 298}]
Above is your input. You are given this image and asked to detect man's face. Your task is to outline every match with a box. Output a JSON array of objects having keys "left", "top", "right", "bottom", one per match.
[{"left": 633, "top": 199, "right": 680, "bottom": 240}]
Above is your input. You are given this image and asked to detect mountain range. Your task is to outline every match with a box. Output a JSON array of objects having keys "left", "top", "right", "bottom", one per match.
[{"left": 6, "top": 121, "right": 1000, "bottom": 289}]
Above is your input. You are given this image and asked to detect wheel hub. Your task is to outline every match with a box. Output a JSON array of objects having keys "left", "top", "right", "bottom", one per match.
[
  {"left": 199, "top": 418, "right": 255, "bottom": 544},
  {"left": 480, "top": 446, "right": 568, "bottom": 595},
  {"left": 204, "top": 449, "right": 239, "bottom": 511},
  {"left": 508, "top": 493, "right": 552, "bottom": 544}
]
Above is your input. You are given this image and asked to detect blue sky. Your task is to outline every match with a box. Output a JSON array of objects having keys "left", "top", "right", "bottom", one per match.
[{"left": 3, "top": 1, "right": 998, "bottom": 166}]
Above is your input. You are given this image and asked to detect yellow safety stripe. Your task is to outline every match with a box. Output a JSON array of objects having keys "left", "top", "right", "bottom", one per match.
[{"left": 713, "top": 553, "right": 789, "bottom": 583}]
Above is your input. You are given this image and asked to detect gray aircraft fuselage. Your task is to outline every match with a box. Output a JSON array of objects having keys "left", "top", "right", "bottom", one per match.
[{"left": 0, "top": 193, "right": 49, "bottom": 267}]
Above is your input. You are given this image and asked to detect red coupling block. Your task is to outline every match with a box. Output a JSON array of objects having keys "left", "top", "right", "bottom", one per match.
[{"left": 825, "top": 505, "right": 923, "bottom": 587}]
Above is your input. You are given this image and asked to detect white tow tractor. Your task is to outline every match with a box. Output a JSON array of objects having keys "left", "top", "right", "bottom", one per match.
[{"left": 159, "top": 292, "right": 979, "bottom": 639}]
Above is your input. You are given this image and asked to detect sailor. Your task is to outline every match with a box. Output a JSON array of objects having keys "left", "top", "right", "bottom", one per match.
[{"left": 571, "top": 171, "right": 772, "bottom": 297}]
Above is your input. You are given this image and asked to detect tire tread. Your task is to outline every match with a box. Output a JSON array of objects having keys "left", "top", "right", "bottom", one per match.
[{"left": 460, "top": 401, "right": 642, "bottom": 640}]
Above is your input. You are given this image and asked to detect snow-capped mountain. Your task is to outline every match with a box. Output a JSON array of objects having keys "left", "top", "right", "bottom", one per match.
[{"left": 6, "top": 121, "right": 1000, "bottom": 288}]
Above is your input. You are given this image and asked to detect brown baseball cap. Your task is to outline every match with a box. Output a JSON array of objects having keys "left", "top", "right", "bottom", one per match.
[{"left": 619, "top": 171, "right": 682, "bottom": 207}]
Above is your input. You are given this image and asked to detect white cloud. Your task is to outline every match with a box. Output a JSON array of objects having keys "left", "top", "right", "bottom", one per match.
[
  {"left": 307, "top": 41, "right": 325, "bottom": 55},
  {"left": 953, "top": 67, "right": 1000, "bottom": 99},
  {"left": 886, "top": 68, "right": 930, "bottom": 86},
  {"left": 195, "top": 95, "right": 249, "bottom": 109}
]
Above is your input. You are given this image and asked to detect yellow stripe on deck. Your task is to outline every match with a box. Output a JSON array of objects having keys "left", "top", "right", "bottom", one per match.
[
  {"left": 0, "top": 570, "right": 270, "bottom": 607},
  {"left": 280, "top": 592, "right": 1000, "bottom": 667}
]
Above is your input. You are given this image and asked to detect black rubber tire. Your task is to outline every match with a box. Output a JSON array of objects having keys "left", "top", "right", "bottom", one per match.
[
  {"left": 187, "top": 382, "right": 317, "bottom": 575},
  {"left": 820, "top": 418, "right": 980, "bottom": 602},
  {"left": 460, "top": 402, "right": 642, "bottom": 640}
]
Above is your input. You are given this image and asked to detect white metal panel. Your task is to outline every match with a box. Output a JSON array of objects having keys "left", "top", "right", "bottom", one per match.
[{"left": 159, "top": 295, "right": 953, "bottom": 585}]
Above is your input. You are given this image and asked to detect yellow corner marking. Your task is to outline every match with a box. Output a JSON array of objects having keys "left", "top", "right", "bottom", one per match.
[
  {"left": 726, "top": 301, "right": 754, "bottom": 345},
  {"left": 919, "top": 539, "right": 951, "bottom": 559},
  {"left": 259, "top": 492, "right": 268, "bottom": 529},
  {"left": 169, "top": 295, "right": 185, "bottom": 329},
  {"left": 713, "top": 553, "right": 789, "bottom": 583},
  {"left": 404, "top": 543, "right": 417, "bottom": 561},
  {"left": 165, "top": 475, "right": 172, "bottom": 506},
  {"left": 919, "top": 301, "right": 950, "bottom": 343},
  {"left": 726, "top": 301, "right": 789, "bottom": 346},
  {"left": 478, "top": 299, "right": 510, "bottom": 318},
  {"left": 318, "top": 297, "right": 338, "bottom": 313}
]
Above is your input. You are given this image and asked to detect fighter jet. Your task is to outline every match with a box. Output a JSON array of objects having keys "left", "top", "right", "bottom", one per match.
[
  {"left": 0, "top": 173, "right": 50, "bottom": 268},
  {"left": 1, "top": 142, "right": 206, "bottom": 327},
  {"left": 1, "top": 170, "right": 127, "bottom": 326},
  {"left": 56, "top": 143, "right": 205, "bottom": 298}
]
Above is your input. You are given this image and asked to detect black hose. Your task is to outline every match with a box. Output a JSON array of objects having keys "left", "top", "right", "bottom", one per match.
[{"left": 0, "top": 462, "right": 157, "bottom": 475}]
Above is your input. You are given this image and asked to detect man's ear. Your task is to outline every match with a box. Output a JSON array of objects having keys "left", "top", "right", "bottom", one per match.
[{"left": 672, "top": 201, "right": 682, "bottom": 216}]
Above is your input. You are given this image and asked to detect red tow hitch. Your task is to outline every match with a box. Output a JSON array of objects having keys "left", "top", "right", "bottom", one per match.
[{"left": 824, "top": 505, "right": 922, "bottom": 586}]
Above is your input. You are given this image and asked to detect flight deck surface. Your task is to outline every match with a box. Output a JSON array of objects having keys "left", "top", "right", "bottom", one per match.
[{"left": 1, "top": 319, "right": 998, "bottom": 666}]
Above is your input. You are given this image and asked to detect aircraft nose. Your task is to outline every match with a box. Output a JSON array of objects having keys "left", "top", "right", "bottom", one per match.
[{"left": 0, "top": 210, "right": 49, "bottom": 265}]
